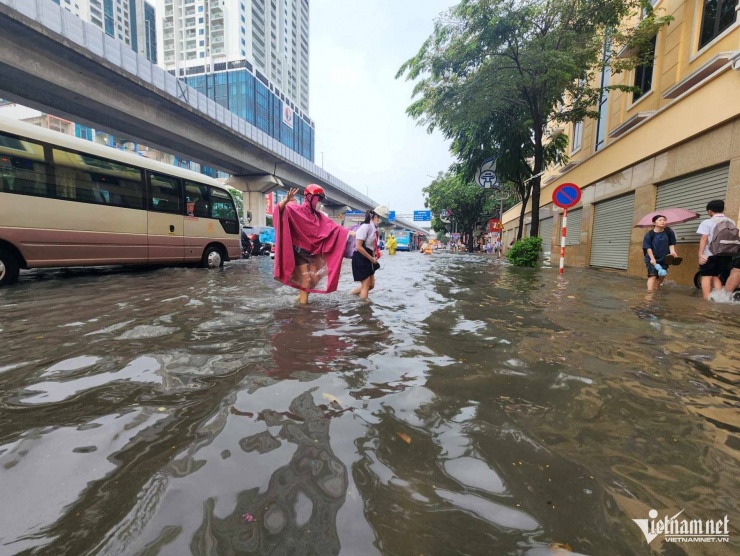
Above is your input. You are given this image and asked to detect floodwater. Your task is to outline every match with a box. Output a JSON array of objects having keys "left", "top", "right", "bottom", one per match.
[{"left": 0, "top": 252, "right": 738, "bottom": 556}]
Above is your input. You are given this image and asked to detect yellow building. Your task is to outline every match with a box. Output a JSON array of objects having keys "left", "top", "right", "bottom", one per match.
[{"left": 502, "top": 0, "right": 740, "bottom": 285}]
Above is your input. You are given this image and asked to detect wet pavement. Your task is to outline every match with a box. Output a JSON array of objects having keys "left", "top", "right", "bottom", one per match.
[{"left": 0, "top": 253, "right": 738, "bottom": 555}]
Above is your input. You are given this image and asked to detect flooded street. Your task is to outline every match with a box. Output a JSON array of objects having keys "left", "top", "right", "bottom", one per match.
[{"left": 0, "top": 253, "right": 739, "bottom": 555}]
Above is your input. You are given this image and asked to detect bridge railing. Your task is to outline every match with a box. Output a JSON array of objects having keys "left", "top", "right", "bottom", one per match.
[{"left": 1, "top": 0, "right": 379, "bottom": 209}]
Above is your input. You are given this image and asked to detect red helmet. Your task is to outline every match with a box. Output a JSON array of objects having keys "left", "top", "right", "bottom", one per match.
[{"left": 305, "top": 184, "right": 325, "bottom": 199}]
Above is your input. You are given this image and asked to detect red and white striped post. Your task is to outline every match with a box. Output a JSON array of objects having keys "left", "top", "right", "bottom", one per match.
[
  {"left": 551, "top": 183, "right": 582, "bottom": 275},
  {"left": 559, "top": 207, "right": 567, "bottom": 275}
]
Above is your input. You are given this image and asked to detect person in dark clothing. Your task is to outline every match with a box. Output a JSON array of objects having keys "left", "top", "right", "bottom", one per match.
[
  {"left": 642, "top": 215, "right": 679, "bottom": 291},
  {"left": 250, "top": 234, "right": 262, "bottom": 256}
]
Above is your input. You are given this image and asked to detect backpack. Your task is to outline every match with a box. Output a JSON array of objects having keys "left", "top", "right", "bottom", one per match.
[{"left": 709, "top": 218, "right": 740, "bottom": 256}]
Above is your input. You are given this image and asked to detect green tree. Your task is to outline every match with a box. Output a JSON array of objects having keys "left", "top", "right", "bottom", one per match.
[
  {"left": 424, "top": 171, "right": 494, "bottom": 252},
  {"left": 398, "top": 0, "right": 672, "bottom": 237},
  {"left": 225, "top": 186, "right": 245, "bottom": 222}
]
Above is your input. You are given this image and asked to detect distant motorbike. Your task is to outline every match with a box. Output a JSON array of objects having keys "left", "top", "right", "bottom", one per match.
[{"left": 241, "top": 232, "right": 252, "bottom": 259}]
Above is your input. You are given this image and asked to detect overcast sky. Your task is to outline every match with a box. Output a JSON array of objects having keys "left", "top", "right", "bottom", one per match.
[{"left": 309, "top": 0, "right": 458, "bottom": 218}]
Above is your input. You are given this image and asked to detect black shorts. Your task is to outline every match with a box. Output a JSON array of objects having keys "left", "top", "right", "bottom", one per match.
[
  {"left": 352, "top": 251, "right": 379, "bottom": 281},
  {"left": 293, "top": 245, "right": 313, "bottom": 266},
  {"left": 699, "top": 256, "right": 732, "bottom": 277},
  {"left": 646, "top": 260, "right": 668, "bottom": 278}
]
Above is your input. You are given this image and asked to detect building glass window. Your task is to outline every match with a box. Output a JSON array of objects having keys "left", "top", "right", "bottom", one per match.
[
  {"left": 633, "top": 35, "right": 656, "bottom": 102},
  {"left": 594, "top": 38, "right": 612, "bottom": 152},
  {"left": 699, "top": 0, "right": 739, "bottom": 49},
  {"left": 571, "top": 121, "right": 583, "bottom": 152},
  {"left": 255, "top": 81, "right": 270, "bottom": 133}
]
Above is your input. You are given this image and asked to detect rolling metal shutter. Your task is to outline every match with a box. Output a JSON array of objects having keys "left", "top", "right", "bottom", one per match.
[
  {"left": 539, "top": 217, "right": 554, "bottom": 254},
  {"left": 564, "top": 208, "right": 583, "bottom": 245},
  {"left": 590, "top": 193, "right": 635, "bottom": 270},
  {"left": 655, "top": 165, "right": 729, "bottom": 243}
]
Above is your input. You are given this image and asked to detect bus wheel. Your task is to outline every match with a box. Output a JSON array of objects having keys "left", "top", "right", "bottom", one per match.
[
  {"left": 201, "top": 245, "right": 224, "bottom": 269},
  {"left": 693, "top": 271, "right": 702, "bottom": 289},
  {"left": 0, "top": 247, "right": 20, "bottom": 286}
]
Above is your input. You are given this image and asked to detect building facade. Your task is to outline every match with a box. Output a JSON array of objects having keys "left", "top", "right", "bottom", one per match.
[
  {"left": 156, "top": 0, "right": 309, "bottom": 113},
  {"left": 51, "top": 0, "right": 158, "bottom": 63},
  {"left": 156, "top": 0, "right": 314, "bottom": 162},
  {"left": 503, "top": 0, "right": 740, "bottom": 286}
]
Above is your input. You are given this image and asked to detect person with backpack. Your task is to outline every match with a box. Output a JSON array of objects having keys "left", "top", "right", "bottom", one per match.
[
  {"left": 696, "top": 199, "right": 740, "bottom": 299},
  {"left": 642, "top": 215, "right": 679, "bottom": 291}
]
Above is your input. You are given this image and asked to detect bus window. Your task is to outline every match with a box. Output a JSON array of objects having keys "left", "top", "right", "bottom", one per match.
[
  {"left": 52, "top": 148, "right": 144, "bottom": 208},
  {"left": 0, "top": 131, "right": 49, "bottom": 197},
  {"left": 148, "top": 173, "right": 183, "bottom": 214},
  {"left": 210, "top": 187, "right": 239, "bottom": 233},
  {"left": 185, "top": 181, "right": 211, "bottom": 217}
]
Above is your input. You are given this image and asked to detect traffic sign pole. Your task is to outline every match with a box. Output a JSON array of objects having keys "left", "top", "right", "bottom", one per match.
[
  {"left": 559, "top": 208, "right": 567, "bottom": 275},
  {"left": 552, "top": 183, "right": 582, "bottom": 276}
]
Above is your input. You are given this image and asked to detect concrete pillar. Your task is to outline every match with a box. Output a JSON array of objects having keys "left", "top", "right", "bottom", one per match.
[
  {"left": 224, "top": 175, "right": 284, "bottom": 226},
  {"left": 322, "top": 205, "right": 351, "bottom": 226}
]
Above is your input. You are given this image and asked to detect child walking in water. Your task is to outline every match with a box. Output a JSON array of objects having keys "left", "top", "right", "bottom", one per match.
[{"left": 642, "top": 215, "right": 679, "bottom": 291}]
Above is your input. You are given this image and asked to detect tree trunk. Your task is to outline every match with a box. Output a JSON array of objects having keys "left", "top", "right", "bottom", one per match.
[
  {"left": 530, "top": 138, "right": 544, "bottom": 238},
  {"left": 517, "top": 187, "right": 530, "bottom": 240}
]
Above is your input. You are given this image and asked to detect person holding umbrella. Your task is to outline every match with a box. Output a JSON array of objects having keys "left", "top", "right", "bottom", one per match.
[
  {"left": 642, "top": 215, "right": 679, "bottom": 291},
  {"left": 636, "top": 208, "right": 698, "bottom": 291}
]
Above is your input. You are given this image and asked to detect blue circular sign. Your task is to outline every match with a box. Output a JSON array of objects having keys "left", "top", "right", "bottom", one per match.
[{"left": 552, "top": 183, "right": 582, "bottom": 209}]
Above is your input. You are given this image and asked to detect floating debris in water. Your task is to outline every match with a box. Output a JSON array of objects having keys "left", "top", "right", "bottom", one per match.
[{"left": 397, "top": 432, "right": 412, "bottom": 444}]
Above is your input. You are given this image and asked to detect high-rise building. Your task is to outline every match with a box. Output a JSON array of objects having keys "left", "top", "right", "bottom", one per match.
[
  {"left": 51, "top": 0, "right": 158, "bottom": 64},
  {"left": 157, "top": 0, "right": 309, "bottom": 113},
  {"left": 156, "top": 0, "right": 314, "bottom": 161}
]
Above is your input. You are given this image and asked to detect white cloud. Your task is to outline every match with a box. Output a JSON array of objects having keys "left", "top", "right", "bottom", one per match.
[{"left": 310, "top": 0, "right": 458, "bottom": 217}]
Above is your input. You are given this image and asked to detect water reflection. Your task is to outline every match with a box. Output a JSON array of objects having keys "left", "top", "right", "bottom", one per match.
[
  {"left": 0, "top": 255, "right": 738, "bottom": 555},
  {"left": 191, "top": 390, "right": 348, "bottom": 555}
]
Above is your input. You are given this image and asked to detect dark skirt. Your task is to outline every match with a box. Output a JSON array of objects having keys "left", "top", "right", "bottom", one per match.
[{"left": 352, "top": 251, "right": 378, "bottom": 281}]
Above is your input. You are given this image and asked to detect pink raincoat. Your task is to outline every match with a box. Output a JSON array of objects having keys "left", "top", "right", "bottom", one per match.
[{"left": 273, "top": 201, "right": 350, "bottom": 293}]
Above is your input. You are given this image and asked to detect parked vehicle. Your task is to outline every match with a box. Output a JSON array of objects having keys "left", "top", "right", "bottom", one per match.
[
  {"left": 0, "top": 116, "right": 241, "bottom": 286},
  {"left": 242, "top": 225, "right": 274, "bottom": 257}
]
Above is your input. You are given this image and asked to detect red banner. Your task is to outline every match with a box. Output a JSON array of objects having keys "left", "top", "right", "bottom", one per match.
[
  {"left": 487, "top": 218, "right": 503, "bottom": 232},
  {"left": 265, "top": 192, "right": 274, "bottom": 215}
]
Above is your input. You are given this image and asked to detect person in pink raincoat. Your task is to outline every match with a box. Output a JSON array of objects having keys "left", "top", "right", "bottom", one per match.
[{"left": 273, "top": 184, "right": 352, "bottom": 304}]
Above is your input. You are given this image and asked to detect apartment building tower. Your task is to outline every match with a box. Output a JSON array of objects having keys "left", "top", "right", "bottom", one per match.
[
  {"left": 156, "top": 0, "right": 314, "bottom": 161},
  {"left": 157, "top": 0, "right": 310, "bottom": 113},
  {"left": 51, "top": 0, "right": 158, "bottom": 63}
]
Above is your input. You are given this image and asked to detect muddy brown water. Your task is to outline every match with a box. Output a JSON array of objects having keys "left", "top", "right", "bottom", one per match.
[{"left": 0, "top": 253, "right": 738, "bottom": 555}]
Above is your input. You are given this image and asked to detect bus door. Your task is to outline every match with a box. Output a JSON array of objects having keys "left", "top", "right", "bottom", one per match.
[{"left": 147, "top": 173, "right": 184, "bottom": 262}]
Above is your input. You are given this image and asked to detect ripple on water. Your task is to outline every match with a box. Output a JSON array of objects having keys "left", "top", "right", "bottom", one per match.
[
  {"left": 19, "top": 356, "right": 161, "bottom": 404},
  {"left": 443, "top": 457, "right": 507, "bottom": 494},
  {"left": 115, "top": 325, "right": 178, "bottom": 340},
  {"left": 435, "top": 488, "right": 539, "bottom": 531}
]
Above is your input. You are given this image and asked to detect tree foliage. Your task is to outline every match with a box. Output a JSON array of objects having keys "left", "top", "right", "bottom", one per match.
[
  {"left": 398, "top": 0, "right": 672, "bottom": 238},
  {"left": 423, "top": 171, "right": 494, "bottom": 252},
  {"left": 506, "top": 236, "right": 543, "bottom": 267}
]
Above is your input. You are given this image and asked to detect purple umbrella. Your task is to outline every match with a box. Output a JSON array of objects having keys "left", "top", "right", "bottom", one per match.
[{"left": 635, "top": 208, "right": 699, "bottom": 228}]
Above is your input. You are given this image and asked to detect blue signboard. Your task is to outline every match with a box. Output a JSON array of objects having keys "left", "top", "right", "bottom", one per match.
[
  {"left": 414, "top": 210, "right": 432, "bottom": 221},
  {"left": 388, "top": 211, "right": 396, "bottom": 222},
  {"left": 552, "top": 183, "right": 582, "bottom": 209},
  {"left": 345, "top": 210, "right": 363, "bottom": 215}
]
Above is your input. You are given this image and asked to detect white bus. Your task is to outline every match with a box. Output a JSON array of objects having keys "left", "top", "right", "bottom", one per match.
[{"left": 0, "top": 116, "right": 241, "bottom": 286}]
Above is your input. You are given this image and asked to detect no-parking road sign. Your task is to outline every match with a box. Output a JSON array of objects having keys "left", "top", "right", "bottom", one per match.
[
  {"left": 552, "top": 183, "right": 582, "bottom": 209},
  {"left": 551, "top": 183, "right": 582, "bottom": 276}
]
